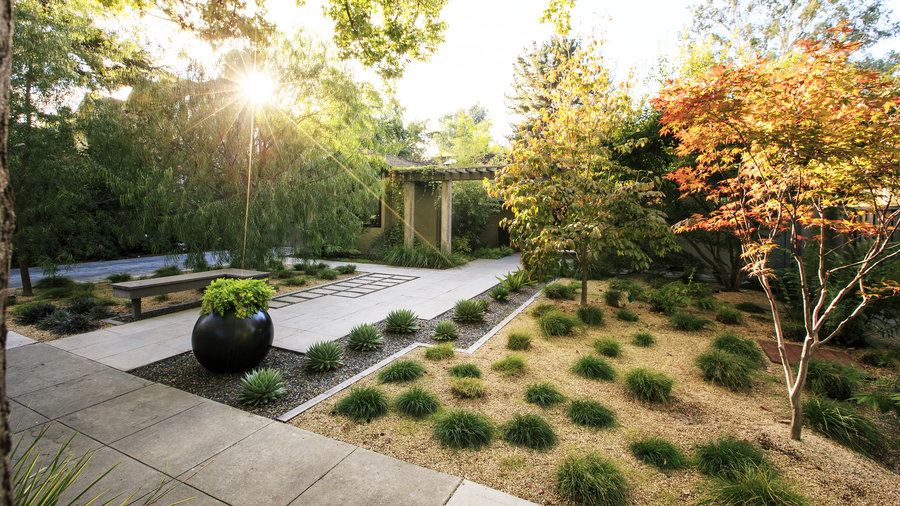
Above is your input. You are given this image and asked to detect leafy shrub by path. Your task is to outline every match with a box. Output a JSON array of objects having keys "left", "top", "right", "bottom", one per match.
[
  {"left": 717, "top": 306, "right": 746, "bottom": 325},
  {"left": 305, "top": 341, "right": 344, "bottom": 372},
  {"left": 736, "top": 301, "right": 768, "bottom": 314},
  {"left": 624, "top": 368, "right": 674, "bottom": 403},
  {"left": 378, "top": 360, "right": 426, "bottom": 383},
  {"left": 572, "top": 356, "right": 616, "bottom": 381},
  {"left": 671, "top": 312, "right": 713, "bottom": 332},
  {"left": 37, "top": 281, "right": 94, "bottom": 301},
  {"left": 106, "top": 272, "right": 132, "bottom": 283},
  {"left": 577, "top": 305, "right": 604, "bottom": 326},
  {"left": 567, "top": 400, "right": 616, "bottom": 429},
  {"left": 530, "top": 303, "right": 556, "bottom": 318},
  {"left": 271, "top": 269, "right": 294, "bottom": 279},
  {"left": 491, "top": 354, "right": 527, "bottom": 376},
  {"left": 697, "top": 464, "right": 810, "bottom": 506},
  {"left": 453, "top": 299, "right": 485, "bottom": 323},
  {"left": 425, "top": 343, "right": 454, "bottom": 360},
  {"left": 14, "top": 303, "right": 57, "bottom": 325},
  {"left": 556, "top": 453, "right": 628, "bottom": 506},
  {"left": 502, "top": 414, "right": 557, "bottom": 451},
  {"left": 694, "top": 296, "right": 718, "bottom": 311},
  {"left": 609, "top": 277, "right": 647, "bottom": 301},
  {"left": 631, "top": 332, "right": 655, "bottom": 347},
  {"left": 648, "top": 288, "right": 690, "bottom": 315},
  {"left": 629, "top": 437, "right": 686, "bottom": 471},
  {"left": 450, "top": 377, "right": 487, "bottom": 398},
  {"left": 432, "top": 320, "right": 458, "bottom": 341},
  {"left": 449, "top": 363, "right": 481, "bottom": 379},
  {"left": 379, "top": 245, "right": 466, "bottom": 269},
  {"left": 475, "top": 299, "right": 490, "bottom": 313},
  {"left": 151, "top": 266, "right": 182, "bottom": 278},
  {"left": 711, "top": 332, "right": 765, "bottom": 367},
  {"left": 604, "top": 290, "right": 623, "bottom": 308},
  {"left": 616, "top": 309, "right": 639, "bottom": 322},
  {"left": 334, "top": 387, "right": 389, "bottom": 422},
  {"left": 543, "top": 282, "right": 575, "bottom": 300},
  {"left": 385, "top": 309, "right": 419, "bottom": 333},
  {"left": 434, "top": 410, "right": 494, "bottom": 450},
  {"left": 335, "top": 264, "right": 357, "bottom": 274},
  {"left": 499, "top": 270, "right": 533, "bottom": 292},
  {"left": 347, "top": 324, "right": 384, "bottom": 351},
  {"left": 539, "top": 311, "right": 580, "bottom": 337},
  {"left": 317, "top": 268, "right": 338, "bottom": 280},
  {"left": 803, "top": 398, "right": 886, "bottom": 458},
  {"left": 804, "top": 360, "right": 860, "bottom": 400},
  {"left": 525, "top": 382, "right": 565, "bottom": 408},
  {"left": 695, "top": 437, "right": 771, "bottom": 479},
  {"left": 696, "top": 350, "right": 754, "bottom": 391},
  {"left": 238, "top": 368, "right": 286, "bottom": 406},
  {"left": 34, "top": 276, "right": 75, "bottom": 290},
  {"left": 35, "top": 309, "right": 98, "bottom": 335},
  {"left": 395, "top": 387, "right": 440, "bottom": 418},
  {"left": 506, "top": 331, "right": 532, "bottom": 351},
  {"left": 283, "top": 276, "right": 307, "bottom": 287},
  {"left": 593, "top": 338, "right": 622, "bottom": 358},
  {"left": 489, "top": 284, "right": 510, "bottom": 301}
]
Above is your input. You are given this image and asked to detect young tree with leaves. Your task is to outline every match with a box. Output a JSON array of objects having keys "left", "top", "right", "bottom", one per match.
[
  {"left": 655, "top": 27, "right": 900, "bottom": 440},
  {"left": 492, "top": 43, "right": 676, "bottom": 306},
  {"left": 506, "top": 36, "right": 580, "bottom": 127}
]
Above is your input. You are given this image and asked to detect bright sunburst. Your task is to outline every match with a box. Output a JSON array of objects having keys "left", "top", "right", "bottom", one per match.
[{"left": 242, "top": 70, "right": 275, "bottom": 104}]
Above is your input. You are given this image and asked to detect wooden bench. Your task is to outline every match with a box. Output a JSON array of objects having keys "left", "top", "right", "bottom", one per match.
[{"left": 111, "top": 268, "right": 269, "bottom": 318}]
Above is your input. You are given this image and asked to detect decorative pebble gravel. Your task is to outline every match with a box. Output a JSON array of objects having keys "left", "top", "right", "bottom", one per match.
[{"left": 129, "top": 284, "right": 539, "bottom": 419}]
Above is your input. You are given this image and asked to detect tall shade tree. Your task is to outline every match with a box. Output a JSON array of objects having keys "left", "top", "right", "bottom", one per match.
[
  {"left": 492, "top": 44, "right": 676, "bottom": 305},
  {"left": 433, "top": 104, "right": 500, "bottom": 165},
  {"left": 506, "top": 36, "right": 580, "bottom": 127},
  {"left": 654, "top": 27, "right": 900, "bottom": 440}
]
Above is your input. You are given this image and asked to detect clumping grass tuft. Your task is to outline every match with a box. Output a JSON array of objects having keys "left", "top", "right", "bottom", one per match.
[
  {"left": 450, "top": 377, "right": 487, "bottom": 398},
  {"left": 711, "top": 332, "right": 765, "bottom": 367},
  {"left": 694, "top": 296, "right": 718, "bottom": 311},
  {"left": 697, "top": 464, "right": 810, "bottom": 506},
  {"left": 567, "top": 400, "right": 616, "bottom": 429},
  {"left": 449, "top": 363, "right": 481, "bottom": 378},
  {"left": 543, "top": 282, "right": 576, "bottom": 300},
  {"left": 489, "top": 284, "right": 510, "bottom": 301},
  {"left": 525, "top": 382, "right": 565, "bottom": 408},
  {"left": 803, "top": 398, "right": 886, "bottom": 458},
  {"left": 631, "top": 332, "right": 655, "bottom": 347},
  {"left": 425, "top": 343, "right": 454, "bottom": 360},
  {"left": 434, "top": 410, "right": 494, "bottom": 450},
  {"left": 506, "top": 331, "right": 532, "bottom": 351},
  {"left": 378, "top": 359, "right": 426, "bottom": 383},
  {"left": 530, "top": 303, "right": 556, "bottom": 318},
  {"left": 539, "top": 311, "right": 581, "bottom": 337},
  {"left": 556, "top": 453, "right": 628, "bottom": 506},
  {"left": 716, "top": 306, "right": 746, "bottom": 325},
  {"left": 317, "top": 267, "right": 338, "bottom": 280},
  {"left": 335, "top": 264, "right": 357, "bottom": 274},
  {"left": 432, "top": 320, "right": 458, "bottom": 341},
  {"left": 35, "top": 309, "right": 99, "bottom": 335},
  {"left": 604, "top": 290, "right": 623, "bottom": 308},
  {"left": 593, "top": 338, "right": 622, "bottom": 357},
  {"left": 629, "top": 437, "right": 686, "bottom": 471},
  {"left": 453, "top": 299, "right": 485, "bottom": 323},
  {"left": 347, "top": 323, "right": 384, "bottom": 351},
  {"left": 616, "top": 309, "right": 639, "bottom": 322},
  {"left": 671, "top": 312, "right": 713, "bottom": 332},
  {"left": 502, "top": 414, "right": 557, "bottom": 451},
  {"left": 394, "top": 387, "right": 440, "bottom": 418},
  {"left": 696, "top": 350, "right": 754, "bottom": 391},
  {"left": 572, "top": 355, "right": 616, "bottom": 381},
  {"left": 334, "top": 387, "right": 389, "bottom": 422},
  {"left": 491, "top": 354, "right": 527, "bottom": 376},
  {"left": 804, "top": 360, "right": 860, "bottom": 400},
  {"left": 385, "top": 309, "right": 419, "bottom": 333},
  {"left": 151, "top": 266, "right": 181, "bottom": 278},
  {"left": 624, "top": 368, "right": 674, "bottom": 403},
  {"left": 695, "top": 437, "right": 770, "bottom": 479},
  {"left": 305, "top": 341, "right": 344, "bottom": 372},
  {"left": 238, "top": 368, "right": 286, "bottom": 406},
  {"left": 106, "top": 272, "right": 132, "bottom": 283},
  {"left": 14, "top": 303, "right": 57, "bottom": 325},
  {"left": 283, "top": 276, "right": 307, "bottom": 287},
  {"left": 577, "top": 305, "right": 604, "bottom": 326},
  {"left": 736, "top": 301, "right": 768, "bottom": 314}
]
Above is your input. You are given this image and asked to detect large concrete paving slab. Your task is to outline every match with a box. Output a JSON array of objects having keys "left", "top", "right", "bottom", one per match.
[
  {"left": 15, "top": 367, "right": 152, "bottom": 419},
  {"left": 133, "top": 481, "right": 226, "bottom": 506},
  {"left": 291, "top": 447, "right": 460, "bottom": 506},
  {"left": 183, "top": 423, "right": 355, "bottom": 506},
  {"left": 7, "top": 331, "right": 35, "bottom": 349},
  {"left": 9, "top": 400, "right": 49, "bottom": 434},
  {"left": 446, "top": 480, "right": 538, "bottom": 506},
  {"left": 7, "top": 344, "right": 108, "bottom": 397}
]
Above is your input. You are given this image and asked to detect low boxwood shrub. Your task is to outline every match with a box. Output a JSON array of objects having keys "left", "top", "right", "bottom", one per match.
[
  {"left": 698, "top": 465, "right": 809, "bottom": 506},
  {"left": 238, "top": 368, "right": 286, "bottom": 406},
  {"left": 577, "top": 305, "right": 604, "bottom": 326},
  {"left": 735, "top": 301, "right": 768, "bottom": 314},
  {"left": 616, "top": 309, "right": 639, "bottom": 322},
  {"left": 506, "top": 331, "right": 532, "bottom": 351},
  {"left": 711, "top": 332, "right": 765, "bottom": 367},
  {"left": 804, "top": 360, "right": 860, "bottom": 400},
  {"left": 525, "top": 382, "right": 565, "bottom": 408},
  {"left": 449, "top": 363, "right": 481, "bottom": 378},
  {"left": 593, "top": 338, "right": 622, "bottom": 357},
  {"left": 432, "top": 320, "right": 458, "bottom": 341},
  {"left": 695, "top": 437, "right": 770, "bottom": 479},
  {"left": 624, "top": 368, "right": 674, "bottom": 403},
  {"left": 347, "top": 324, "right": 384, "bottom": 351},
  {"left": 334, "top": 387, "right": 389, "bottom": 422},
  {"left": 395, "top": 387, "right": 440, "bottom": 418},
  {"left": 556, "top": 453, "right": 628, "bottom": 506},
  {"left": 489, "top": 284, "right": 510, "bottom": 301},
  {"left": 671, "top": 312, "right": 713, "bottom": 332},
  {"left": 385, "top": 309, "right": 419, "bottom": 333},
  {"left": 378, "top": 359, "right": 426, "bottom": 383},
  {"left": 317, "top": 268, "right": 338, "bottom": 280},
  {"left": 530, "top": 303, "right": 556, "bottom": 318},
  {"left": 572, "top": 355, "right": 616, "bottom": 381},
  {"left": 306, "top": 341, "right": 344, "bottom": 372},
  {"left": 434, "top": 410, "right": 494, "bottom": 450},
  {"left": 543, "top": 282, "right": 575, "bottom": 300},
  {"left": 716, "top": 306, "right": 746, "bottom": 325},
  {"left": 696, "top": 350, "right": 754, "bottom": 391},
  {"left": 803, "top": 398, "right": 886, "bottom": 458},
  {"left": 450, "top": 377, "right": 487, "bottom": 398},
  {"left": 502, "top": 414, "right": 557, "bottom": 451},
  {"left": 335, "top": 264, "right": 357, "bottom": 275},
  {"left": 453, "top": 299, "right": 485, "bottom": 323},
  {"left": 539, "top": 311, "right": 580, "bottom": 337},
  {"left": 629, "top": 436, "right": 686, "bottom": 471},
  {"left": 631, "top": 332, "right": 655, "bottom": 347},
  {"left": 567, "top": 400, "right": 616, "bottom": 429},
  {"left": 491, "top": 354, "right": 526, "bottom": 376},
  {"left": 425, "top": 343, "right": 454, "bottom": 360}
]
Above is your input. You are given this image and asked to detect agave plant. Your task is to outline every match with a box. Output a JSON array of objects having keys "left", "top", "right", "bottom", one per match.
[
  {"left": 306, "top": 341, "right": 344, "bottom": 372},
  {"left": 239, "top": 368, "right": 287, "bottom": 406},
  {"left": 347, "top": 324, "right": 384, "bottom": 351},
  {"left": 385, "top": 309, "right": 419, "bottom": 333},
  {"left": 432, "top": 320, "right": 458, "bottom": 341}
]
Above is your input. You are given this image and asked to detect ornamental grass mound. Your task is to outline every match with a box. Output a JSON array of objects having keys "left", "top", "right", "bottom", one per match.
[
  {"left": 434, "top": 410, "right": 494, "bottom": 450},
  {"left": 394, "top": 387, "right": 440, "bottom": 418},
  {"left": 525, "top": 382, "right": 566, "bottom": 408},
  {"left": 450, "top": 377, "right": 487, "bottom": 399},
  {"left": 804, "top": 360, "right": 860, "bottom": 400},
  {"left": 539, "top": 311, "right": 581, "bottom": 337},
  {"left": 631, "top": 332, "right": 655, "bottom": 347},
  {"left": 334, "top": 387, "right": 389, "bottom": 422},
  {"left": 432, "top": 320, "right": 458, "bottom": 341},
  {"left": 506, "top": 331, "right": 532, "bottom": 350},
  {"left": 695, "top": 437, "right": 771, "bottom": 479},
  {"left": 696, "top": 350, "right": 754, "bottom": 391},
  {"left": 711, "top": 332, "right": 765, "bottom": 367},
  {"left": 502, "top": 413, "right": 557, "bottom": 451},
  {"left": 425, "top": 343, "right": 454, "bottom": 360},
  {"left": 629, "top": 436, "right": 686, "bottom": 471},
  {"left": 803, "top": 397, "right": 886, "bottom": 458},
  {"left": 543, "top": 282, "right": 576, "bottom": 300},
  {"left": 567, "top": 399, "right": 616, "bottom": 429},
  {"left": 593, "top": 338, "right": 622, "bottom": 357},
  {"left": 449, "top": 363, "right": 482, "bottom": 378},
  {"left": 491, "top": 354, "right": 527, "bottom": 376},
  {"left": 572, "top": 355, "right": 616, "bottom": 381},
  {"left": 616, "top": 309, "right": 639, "bottom": 322},
  {"left": 577, "top": 305, "right": 604, "bottom": 326},
  {"left": 624, "top": 368, "right": 673, "bottom": 403},
  {"left": 556, "top": 453, "right": 628, "bottom": 506},
  {"left": 698, "top": 464, "right": 810, "bottom": 506},
  {"left": 378, "top": 359, "right": 426, "bottom": 383}
]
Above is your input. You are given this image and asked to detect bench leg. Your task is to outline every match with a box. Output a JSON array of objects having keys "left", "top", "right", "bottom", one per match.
[{"left": 132, "top": 298, "right": 142, "bottom": 319}]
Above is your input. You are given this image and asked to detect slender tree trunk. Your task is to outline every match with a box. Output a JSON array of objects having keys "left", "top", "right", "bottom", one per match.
[
  {"left": 580, "top": 247, "right": 588, "bottom": 306},
  {"left": 0, "top": 0, "right": 15, "bottom": 502},
  {"left": 15, "top": 239, "right": 27, "bottom": 296}
]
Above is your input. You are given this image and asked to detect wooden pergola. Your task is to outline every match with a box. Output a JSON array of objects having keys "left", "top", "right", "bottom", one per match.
[{"left": 388, "top": 165, "right": 503, "bottom": 254}]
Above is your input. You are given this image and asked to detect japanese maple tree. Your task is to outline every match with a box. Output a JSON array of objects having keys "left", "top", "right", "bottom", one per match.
[{"left": 654, "top": 26, "right": 900, "bottom": 440}]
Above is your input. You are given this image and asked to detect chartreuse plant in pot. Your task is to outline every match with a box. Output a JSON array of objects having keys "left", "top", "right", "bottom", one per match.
[{"left": 192, "top": 278, "right": 276, "bottom": 373}]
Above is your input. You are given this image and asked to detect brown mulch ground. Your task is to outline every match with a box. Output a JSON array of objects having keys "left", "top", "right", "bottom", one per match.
[{"left": 757, "top": 339, "right": 856, "bottom": 367}]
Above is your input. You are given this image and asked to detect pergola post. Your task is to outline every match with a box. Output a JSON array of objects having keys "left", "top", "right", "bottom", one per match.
[
  {"left": 440, "top": 180, "right": 452, "bottom": 254},
  {"left": 403, "top": 181, "right": 415, "bottom": 248}
]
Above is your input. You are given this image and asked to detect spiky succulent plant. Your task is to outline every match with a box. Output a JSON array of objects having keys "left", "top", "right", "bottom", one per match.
[
  {"left": 347, "top": 324, "right": 384, "bottom": 351},
  {"left": 239, "top": 368, "right": 287, "bottom": 406},
  {"left": 305, "top": 341, "right": 344, "bottom": 372}
]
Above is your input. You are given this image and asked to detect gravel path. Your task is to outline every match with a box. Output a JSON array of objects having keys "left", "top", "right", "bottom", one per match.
[{"left": 129, "top": 284, "right": 539, "bottom": 419}]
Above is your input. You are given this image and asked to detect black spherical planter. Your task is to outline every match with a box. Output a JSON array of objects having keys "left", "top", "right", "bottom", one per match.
[{"left": 191, "top": 309, "right": 274, "bottom": 373}]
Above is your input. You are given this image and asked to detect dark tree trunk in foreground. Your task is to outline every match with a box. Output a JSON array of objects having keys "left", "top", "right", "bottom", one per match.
[{"left": 0, "top": 0, "right": 14, "bottom": 502}]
